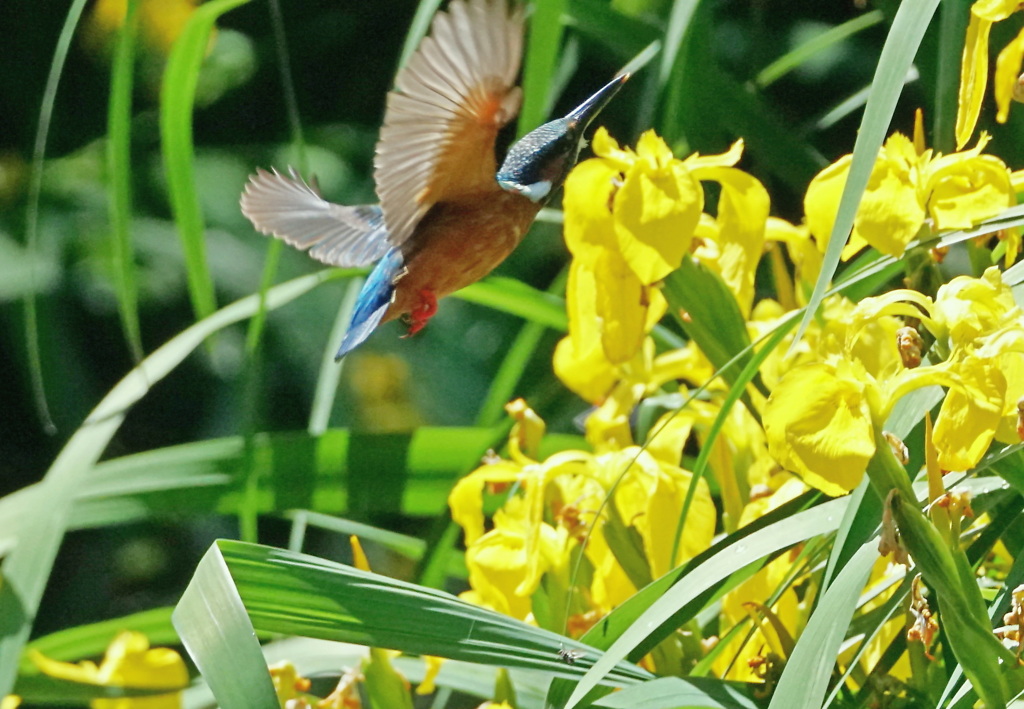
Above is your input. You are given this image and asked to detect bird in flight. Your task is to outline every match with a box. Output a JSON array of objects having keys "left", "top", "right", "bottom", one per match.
[{"left": 241, "top": 0, "right": 627, "bottom": 359}]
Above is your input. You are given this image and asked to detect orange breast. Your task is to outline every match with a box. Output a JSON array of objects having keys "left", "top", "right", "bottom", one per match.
[{"left": 384, "top": 190, "right": 542, "bottom": 321}]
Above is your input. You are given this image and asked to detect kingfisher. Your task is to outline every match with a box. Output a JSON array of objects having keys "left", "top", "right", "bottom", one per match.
[{"left": 241, "top": 0, "right": 627, "bottom": 359}]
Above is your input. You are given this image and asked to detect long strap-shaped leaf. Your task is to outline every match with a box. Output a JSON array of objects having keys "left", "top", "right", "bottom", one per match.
[
  {"left": 160, "top": 0, "right": 251, "bottom": 324},
  {"left": 767, "top": 541, "right": 878, "bottom": 709},
  {"left": 174, "top": 540, "right": 654, "bottom": 709}
]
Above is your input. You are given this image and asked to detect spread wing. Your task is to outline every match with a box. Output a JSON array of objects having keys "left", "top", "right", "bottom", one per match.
[
  {"left": 240, "top": 168, "right": 391, "bottom": 267},
  {"left": 374, "top": 0, "right": 524, "bottom": 245}
]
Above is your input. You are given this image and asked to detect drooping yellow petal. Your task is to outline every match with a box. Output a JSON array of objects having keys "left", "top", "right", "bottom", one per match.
[
  {"left": 448, "top": 461, "right": 522, "bottom": 545},
  {"left": 29, "top": 651, "right": 101, "bottom": 684},
  {"left": 594, "top": 250, "right": 650, "bottom": 363},
  {"left": 804, "top": 155, "right": 851, "bottom": 251},
  {"left": 956, "top": 13, "right": 995, "bottom": 149},
  {"left": 994, "top": 352, "right": 1024, "bottom": 442},
  {"left": 995, "top": 26, "right": 1024, "bottom": 122},
  {"left": 608, "top": 449, "right": 715, "bottom": 578},
  {"left": 563, "top": 159, "right": 619, "bottom": 269},
  {"left": 462, "top": 511, "right": 534, "bottom": 621},
  {"left": 855, "top": 140, "right": 926, "bottom": 256},
  {"left": 933, "top": 357, "right": 1006, "bottom": 470},
  {"left": 804, "top": 140, "right": 927, "bottom": 259},
  {"left": 763, "top": 361, "right": 877, "bottom": 496},
  {"left": 691, "top": 166, "right": 770, "bottom": 316},
  {"left": 33, "top": 631, "right": 187, "bottom": 709},
  {"left": 613, "top": 146, "right": 702, "bottom": 285},
  {"left": 933, "top": 266, "right": 1020, "bottom": 346},
  {"left": 415, "top": 656, "right": 445, "bottom": 695},
  {"left": 554, "top": 261, "right": 619, "bottom": 402}
]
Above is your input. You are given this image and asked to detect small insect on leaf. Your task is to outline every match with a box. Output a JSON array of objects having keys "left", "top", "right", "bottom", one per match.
[{"left": 557, "top": 643, "right": 584, "bottom": 665}]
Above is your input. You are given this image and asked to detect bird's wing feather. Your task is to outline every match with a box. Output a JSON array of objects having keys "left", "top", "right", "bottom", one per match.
[
  {"left": 240, "top": 167, "right": 391, "bottom": 267},
  {"left": 374, "top": 0, "right": 524, "bottom": 245}
]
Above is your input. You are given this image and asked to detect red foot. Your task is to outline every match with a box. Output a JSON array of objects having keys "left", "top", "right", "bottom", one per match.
[{"left": 403, "top": 289, "right": 438, "bottom": 337}]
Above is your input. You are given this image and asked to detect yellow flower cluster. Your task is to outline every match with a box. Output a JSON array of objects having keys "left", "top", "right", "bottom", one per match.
[
  {"left": 449, "top": 398, "right": 716, "bottom": 627},
  {"left": 450, "top": 108, "right": 1022, "bottom": 683},
  {"left": 806, "top": 130, "right": 1015, "bottom": 261},
  {"left": 766, "top": 267, "right": 1024, "bottom": 494}
]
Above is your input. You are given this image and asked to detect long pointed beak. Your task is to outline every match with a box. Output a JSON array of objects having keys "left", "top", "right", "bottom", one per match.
[{"left": 566, "top": 73, "right": 630, "bottom": 129}]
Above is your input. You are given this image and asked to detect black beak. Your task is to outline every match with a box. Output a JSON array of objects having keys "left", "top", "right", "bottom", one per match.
[{"left": 565, "top": 73, "right": 630, "bottom": 130}]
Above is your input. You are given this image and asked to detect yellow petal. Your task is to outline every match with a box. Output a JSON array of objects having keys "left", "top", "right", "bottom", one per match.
[
  {"left": 415, "top": 656, "right": 445, "bottom": 695},
  {"left": 594, "top": 251, "right": 650, "bottom": 363},
  {"left": 96, "top": 632, "right": 187, "bottom": 690},
  {"left": 613, "top": 154, "right": 702, "bottom": 284},
  {"left": 563, "top": 159, "right": 620, "bottom": 268},
  {"left": 934, "top": 266, "right": 1020, "bottom": 345},
  {"left": 635, "top": 129, "right": 676, "bottom": 168},
  {"left": 933, "top": 357, "right": 1006, "bottom": 470},
  {"left": 925, "top": 151, "right": 1013, "bottom": 231},
  {"left": 956, "top": 14, "right": 994, "bottom": 149},
  {"left": 995, "top": 26, "right": 1024, "bottom": 122},
  {"left": 350, "top": 535, "right": 371, "bottom": 572},
  {"left": 591, "top": 126, "right": 636, "bottom": 170},
  {"left": 505, "top": 398, "right": 546, "bottom": 463},
  {"left": 804, "top": 155, "right": 851, "bottom": 249},
  {"left": 855, "top": 142, "right": 926, "bottom": 256},
  {"left": 448, "top": 461, "right": 522, "bottom": 545},
  {"left": 463, "top": 520, "right": 534, "bottom": 620},
  {"left": 554, "top": 262, "right": 619, "bottom": 402},
  {"left": 30, "top": 651, "right": 102, "bottom": 684},
  {"left": 684, "top": 139, "right": 745, "bottom": 170},
  {"left": 972, "top": 0, "right": 1022, "bottom": 22},
  {"left": 763, "top": 361, "right": 877, "bottom": 496},
  {"left": 553, "top": 335, "right": 620, "bottom": 404},
  {"left": 691, "top": 166, "right": 770, "bottom": 315}
]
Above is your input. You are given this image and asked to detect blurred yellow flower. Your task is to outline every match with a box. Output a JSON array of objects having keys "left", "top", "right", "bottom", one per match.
[
  {"left": 87, "top": 0, "right": 204, "bottom": 55},
  {"left": 30, "top": 631, "right": 187, "bottom": 709}
]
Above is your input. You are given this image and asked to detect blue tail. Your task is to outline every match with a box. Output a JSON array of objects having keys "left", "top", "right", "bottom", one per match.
[{"left": 335, "top": 247, "right": 406, "bottom": 360}]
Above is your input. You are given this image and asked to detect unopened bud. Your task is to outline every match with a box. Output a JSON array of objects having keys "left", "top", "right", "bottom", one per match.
[
  {"left": 883, "top": 431, "right": 910, "bottom": 465},
  {"left": 896, "top": 326, "right": 924, "bottom": 369}
]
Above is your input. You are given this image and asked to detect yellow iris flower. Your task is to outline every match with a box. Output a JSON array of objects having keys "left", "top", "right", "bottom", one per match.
[
  {"left": 557, "top": 129, "right": 770, "bottom": 400},
  {"left": 804, "top": 132, "right": 1014, "bottom": 259}
]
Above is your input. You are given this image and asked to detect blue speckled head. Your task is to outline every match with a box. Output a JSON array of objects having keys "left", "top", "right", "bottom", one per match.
[{"left": 496, "top": 73, "right": 629, "bottom": 204}]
